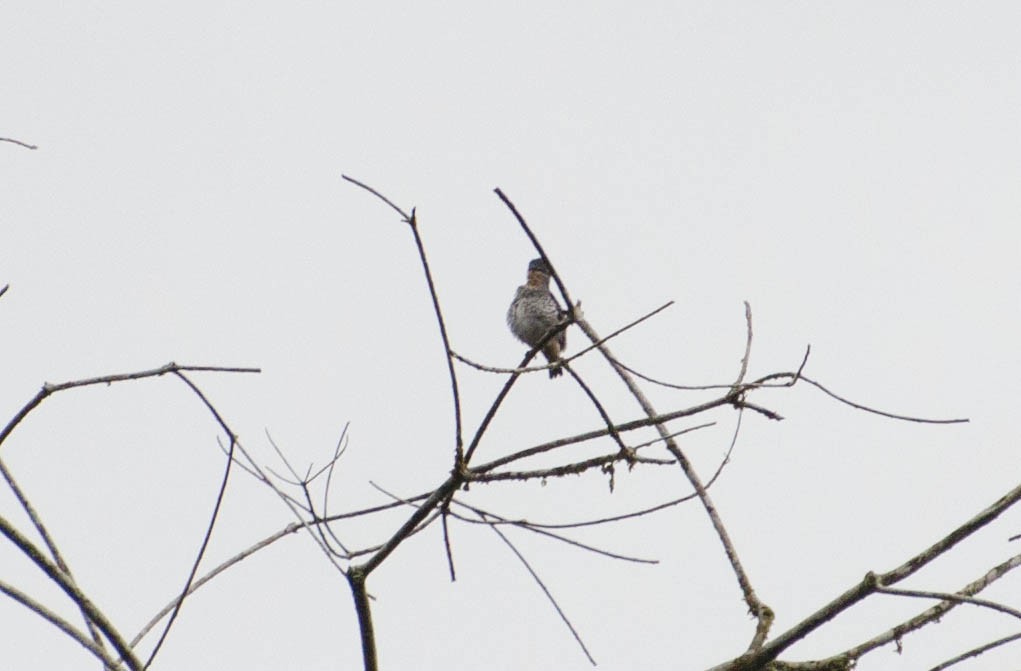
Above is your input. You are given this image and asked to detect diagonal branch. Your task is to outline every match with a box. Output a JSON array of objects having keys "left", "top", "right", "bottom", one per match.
[
  {"left": 928, "top": 631, "right": 1021, "bottom": 671},
  {"left": 491, "top": 188, "right": 772, "bottom": 649},
  {"left": 723, "top": 479, "right": 1021, "bottom": 670},
  {"left": 574, "top": 311, "right": 774, "bottom": 649},
  {"left": 474, "top": 395, "right": 735, "bottom": 474},
  {"left": 0, "top": 457, "right": 112, "bottom": 665},
  {"left": 838, "top": 552, "right": 1021, "bottom": 664},
  {"left": 0, "top": 514, "right": 143, "bottom": 670},
  {"left": 0, "top": 578, "right": 122, "bottom": 669},
  {"left": 477, "top": 510, "right": 597, "bottom": 666},
  {"left": 493, "top": 187, "right": 573, "bottom": 310}
]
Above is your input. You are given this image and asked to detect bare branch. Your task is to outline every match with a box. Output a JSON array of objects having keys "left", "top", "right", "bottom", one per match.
[
  {"left": 875, "top": 583, "right": 1021, "bottom": 621},
  {"left": 490, "top": 189, "right": 774, "bottom": 649},
  {"left": 478, "top": 510, "right": 596, "bottom": 666},
  {"left": 563, "top": 363, "right": 630, "bottom": 456},
  {"left": 142, "top": 371, "right": 240, "bottom": 668},
  {"left": 0, "top": 514, "right": 142, "bottom": 670},
  {"left": 733, "top": 301, "right": 753, "bottom": 388},
  {"left": 320, "top": 425, "right": 353, "bottom": 554},
  {"left": 928, "top": 631, "right": 1021, "bottom": 671},
  {"left": 0, "top": 137, "right": 37, "bottom": 150},
  {"left": 132, "top": 521, "right": 300, "bottom": 646},
  {"left": 493, "top": 187, "right": 573, "bottom": 310},
  {"left": 836, "top": 552, "right": 1021, "bottom": 664},
  {"left": 344, "top": 175, "right": 465, "bottom": 460},
  {"left": 724, "top": 481, "right": 1021, "bottom": 669},
  {"left": 447, "top": 501, "right": 659, "bottom": 565},
  {"left": 798, "top": 375, "right": 969, "bottom": 424},
  {"left": 0, "top": 457, "right": 112, "bottom": 664},
  {"left": 450, "top": 300, "right": 674, "bottom": 375},
  {"left": 473, "top": 396, "right": 733, "bottom": 474},
  {"left": 341, "top": 174, "right": 410, "bottom": 219},
  {"left": 573, "top": 312, "right": 774, "bottom": 646},
  {"left": 441, "top": 507, "right": 457, "bottom": 581},
  {"left": 0, "top": 578, "right": 122, "bottom": 669},
  {"left": 469, "top": 449, "right": 673, "bottom": 483},
  {"left": 461, "top": 347, "right": 538, "bottom": 464},
  {"left": 0, "top": 363, "right": 260, "bottom": 451},
  {"left": 358, "top": 475, "right": 462, "bottom": 576}
]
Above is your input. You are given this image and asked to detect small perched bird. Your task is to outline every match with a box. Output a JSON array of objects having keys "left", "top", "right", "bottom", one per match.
[{"left": 507, "top": 258, "right": 568, "bottom": 378}]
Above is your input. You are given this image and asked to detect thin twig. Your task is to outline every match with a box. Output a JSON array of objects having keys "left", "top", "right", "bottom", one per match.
[
  {"left": 928, "top": 631, "right": 1021, "bottom": 671},
  {"left": 493, "top": 188, "right": 573, "bottom": 310},
  {"left": 343, "top": 175, "right": 465, "bottom": 460},
  {"left": 575, "top": 313, "right": 774, "bottom": 646},
  {"left": 0, "top": 578, "right": 121, "bottom": 669},
  {"left": 473, "top": 396, "right": 733, "bottom": 474},
  {"left": 131, "top": 521, "right": 301, "bottom": 646},
  {"left": 0, "top": 363, "right": 258, "bottom": 671},
  {"left": 266, "top": 429, "right": 345, "bottom": 556},
  {"left": 0, "top": 363, "right": 260, "bottom": 450},
  {"left": 733, "top": 301, "right": 753, "bottom": 388},
  {"left": 461, "top": 348, "right": 537, "bottom": 464},
  {"left": 0, "top": 137, "right": 37, "bottom": 150},
  {"left": 478, "top": 510, "right": 596, "bottom": 666},
  {"left": 0, "top": 458, "right": 112, "bottom": 665},
  {"left": 563, "top": 363, "right": 629, "bottom": 456},
  {"left": 358, "top": 475, "right": 462, "bottom": 576},
  {"left": 799, "top": 375, "right": 969, "bottom": 424},
  {"left": 875, "top": 584, "right": 1021, "bottom": 620},
  {"left": 441, "top": 507, "right": 457, "bottom": 581},
  {"left": 448, "top": 501, "right": 659, "bottom": 565},
  {"left": 142, "top": 372, "right": 239, "bottom": 669},
  {"left": 450, "top": 300, "right": 674, "bottom": 375},
  {"left": 0, "top": 514, "right": 142, "bottom": 670},
  {"left": 320, "top": 425, "right": 352, "bottom": 554}
]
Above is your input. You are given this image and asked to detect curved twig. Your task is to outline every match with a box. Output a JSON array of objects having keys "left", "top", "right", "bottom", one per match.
[
  {"left": 142, "top": 372, "right": 240, "bottom": 668},
  {"left": 0, "top": 137, "right": 37, "bottom": 150},
  {"left": 798, "top": 375, "right": 969, "bottom": 424},
  {"left": 343, "top": 175, "right": 465, "bottom": 460}
]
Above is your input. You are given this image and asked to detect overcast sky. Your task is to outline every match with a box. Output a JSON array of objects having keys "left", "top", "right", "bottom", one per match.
[{"left": 3, "top": 3, "right": 1020, "bottom": 670}]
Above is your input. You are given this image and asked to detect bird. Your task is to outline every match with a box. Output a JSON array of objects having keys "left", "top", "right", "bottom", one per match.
[{"left": 507, "top": 258, "right": 568, "bottom": 378}]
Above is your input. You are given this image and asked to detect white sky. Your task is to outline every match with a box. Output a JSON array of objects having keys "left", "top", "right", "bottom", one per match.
[{"left": 3, "top": 3, "right": 1020, "bottom": 670}]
